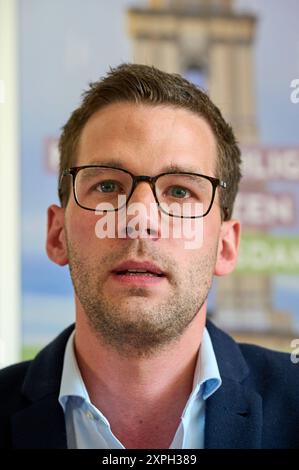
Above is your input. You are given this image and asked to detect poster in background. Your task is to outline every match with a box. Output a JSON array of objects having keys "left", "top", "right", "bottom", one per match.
[{"left": 20, "top": 0, "right": 299, "bottom": 356}]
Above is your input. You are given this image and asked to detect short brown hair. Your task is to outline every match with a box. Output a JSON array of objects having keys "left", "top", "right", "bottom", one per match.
[{"left": 59, "top": 63, "right": 241, "bottom": 220}]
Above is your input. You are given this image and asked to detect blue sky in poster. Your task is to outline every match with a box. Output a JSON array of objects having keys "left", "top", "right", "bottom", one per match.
[{"left": 20, "top": 0, "right": 299, "bottom": 345}]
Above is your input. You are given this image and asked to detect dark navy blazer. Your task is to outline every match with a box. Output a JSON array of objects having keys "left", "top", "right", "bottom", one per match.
[{"left": 0, "top": 321, "right": 298, "bottom": 448}]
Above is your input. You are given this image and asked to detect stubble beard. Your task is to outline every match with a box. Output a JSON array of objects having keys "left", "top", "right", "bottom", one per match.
[{"left": 67, "top": 240, "right": 217, "bottom": 358}]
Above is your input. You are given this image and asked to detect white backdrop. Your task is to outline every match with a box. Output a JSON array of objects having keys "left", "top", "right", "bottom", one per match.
[{"left": 0, "top": 0, "right": 21, "bottom": 366}]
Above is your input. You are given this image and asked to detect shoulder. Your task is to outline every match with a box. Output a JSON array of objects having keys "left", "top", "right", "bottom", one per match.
[
  {"left": 0, "top": 325, "right": 73, "bottom": 448},
  {"left": 238, "top": 341, "right": 294, "bottom": 371},
  {"left": 0, "top": 360, "right": 31, "bottom": 383},
  {"left": 0, "top": 361, "right": 33, "bottom": 447},
  {"left": 207, "top": 320, "right": 299, "bottom": 392},
  {"left": 0, "top": 360, "right": 31, "bottom": 392},
  {"left": 0, "top": 325, "right": 74, "bottom": 413},
  {"left": 238, "top": 342, "right": 299, "bottom": 392},
  {"left": 0, "top": 361, "right": 32, "bottom": 412}
]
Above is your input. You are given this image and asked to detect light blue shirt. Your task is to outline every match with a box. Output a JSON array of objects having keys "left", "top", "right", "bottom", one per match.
[{"left": 59, "top": 327, "right": 221, "bottom": 449}]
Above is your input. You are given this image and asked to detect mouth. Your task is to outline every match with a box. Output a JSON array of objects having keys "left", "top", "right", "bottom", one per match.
[{"left": 111, "top": 260, "right": 166, "bottom": 283}]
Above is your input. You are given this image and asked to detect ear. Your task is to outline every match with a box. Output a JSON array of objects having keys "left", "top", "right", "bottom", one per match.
[
  {"left": 46, "top": 204, "right": 68, "bottom": 266},
  {"left": 214, "top": 219, "right": 241, "bottom": 276}
]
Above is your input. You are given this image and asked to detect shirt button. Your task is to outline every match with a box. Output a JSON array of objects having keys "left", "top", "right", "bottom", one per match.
[{"left": 85, "top": 411, "right": 94, "bottom": 420}]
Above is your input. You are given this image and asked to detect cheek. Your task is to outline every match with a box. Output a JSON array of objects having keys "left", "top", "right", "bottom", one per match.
[
  {"left": 202, "top": 205, "right": 222, "bottom": 247},
  {"left": 166, "top": 216, "right": 219, "bottom": 253},
  {"left": 67, "top": 210, "right": 102, "bottom": 247},
  {"left": 68, "top": 212, "right": 125, "bottom": 261},
  {"left": 202, "top": 219, "right": 218, "bottom": 247}
]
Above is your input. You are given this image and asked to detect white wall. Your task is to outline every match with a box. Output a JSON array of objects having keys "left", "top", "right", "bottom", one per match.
[{"left": 0, "top": 0, "right": 21, "bottom": 367}]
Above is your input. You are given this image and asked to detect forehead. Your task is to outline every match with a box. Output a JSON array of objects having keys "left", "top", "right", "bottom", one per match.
[{"left": 77, "top": 102, "right": 217, "bottom": 175}]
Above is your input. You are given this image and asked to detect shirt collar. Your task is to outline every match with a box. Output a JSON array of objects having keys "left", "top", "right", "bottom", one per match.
[
  {"left": 192, "top": 327, "right": 222, "bottom": 400},
  {"left": 59, "top": 330, "right": 89, "bottom": 410},
  {"left": 59, "top": 326, "right": 222, "bottom": 409}
]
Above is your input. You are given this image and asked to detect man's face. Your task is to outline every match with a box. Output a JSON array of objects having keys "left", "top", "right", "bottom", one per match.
[{"left": 51, "top": 102, "right": 236, "bottom": 357}]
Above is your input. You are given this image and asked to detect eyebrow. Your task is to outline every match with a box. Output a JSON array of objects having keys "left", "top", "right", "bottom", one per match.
[
  {"left": 86, "top": 159, "right": 204, "bottom": 175},
  {"left": 160, "top": 164, "right": 205, "bottom": 174},
  {"left": 86, "top": 159, "right": 127, "bottom": 169}
]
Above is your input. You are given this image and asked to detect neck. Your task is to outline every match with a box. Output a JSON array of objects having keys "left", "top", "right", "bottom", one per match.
[
  {"left": 73, "top": 302, "right": 207, "bottom": 448},
  {"left": 74, "top": 306, "right": 206, "bottom": 420}
]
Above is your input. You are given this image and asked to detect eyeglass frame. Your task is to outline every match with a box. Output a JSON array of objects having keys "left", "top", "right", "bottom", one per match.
[{"left": 60, "top": 165, "right": 227, "bottom": 219}]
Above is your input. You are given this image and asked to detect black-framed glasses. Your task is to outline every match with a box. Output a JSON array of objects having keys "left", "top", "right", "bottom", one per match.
[{"left": 61, "top": 165, "right": 227, "bottom": 218}]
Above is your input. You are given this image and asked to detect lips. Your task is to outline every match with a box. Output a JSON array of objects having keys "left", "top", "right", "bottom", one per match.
[{"left": 112, "top": 260, "right": 165, "bottom": 277}]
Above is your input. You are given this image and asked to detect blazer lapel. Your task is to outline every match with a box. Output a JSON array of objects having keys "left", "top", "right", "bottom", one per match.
[
  {"left": 204, "top": 377, "right": 263, "bottom": 448},
  {"left": 205, "top": 321, "right": 263, "bottom": 449}
]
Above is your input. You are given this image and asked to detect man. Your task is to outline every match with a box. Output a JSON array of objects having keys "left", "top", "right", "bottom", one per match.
[{"left": 0, "top": 64, "right": 298, "bottom": 449}]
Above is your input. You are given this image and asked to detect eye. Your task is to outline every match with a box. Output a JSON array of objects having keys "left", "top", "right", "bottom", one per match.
[
  {"left": 167, "top": 186, "right": 191, "bottom": 199},
  {"left": 96, "top": 180, "right": 120, "bottom": 193}
]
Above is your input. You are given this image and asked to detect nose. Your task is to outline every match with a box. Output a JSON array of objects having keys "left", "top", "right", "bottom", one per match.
[{"left": 125, "top": 181, "right": 161, "bottom": 239}]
